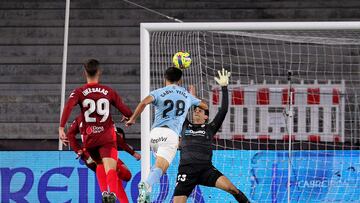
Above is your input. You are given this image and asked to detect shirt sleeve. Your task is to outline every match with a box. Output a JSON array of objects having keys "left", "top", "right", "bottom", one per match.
[
  {"left": 111, "top": 89, "right": 133, "bottom": 118},
  {"left": 209, "top": 86, "right": 229, "bottom": 133},
  {"left": 180, "top": 118, "right": 190, "bottom": 138},
  {"left": 149, "top": 89, "right": 158, "bottom": 105},
  {"left": 60, "top": 89, "right": 80, "bottom": 127},
  {"left": 117, "top": 133, "right": 135, "bottom": 155},
  {"left": 189, "top": 94, "right": 201, "bottom": 106},
  {"left": 67, "top": 118, "right": 82, "bottom": 153}
]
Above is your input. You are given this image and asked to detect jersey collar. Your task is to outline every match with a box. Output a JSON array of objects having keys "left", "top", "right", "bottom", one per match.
[{"left": 86, "top": 82, "right": 99, "bottom": 86}]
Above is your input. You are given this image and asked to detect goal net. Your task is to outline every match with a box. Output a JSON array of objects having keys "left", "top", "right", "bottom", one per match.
[{"left": 141, "top": 22, "right": 360, "bottom": 202}]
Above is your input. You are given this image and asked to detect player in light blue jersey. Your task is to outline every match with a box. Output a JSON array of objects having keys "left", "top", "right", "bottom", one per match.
[
  {"left": 150, "top": 84, "right": 202, "bottom": 135},
  {"left": 126, "top": 67, "right": 208, "bottom": 203}
]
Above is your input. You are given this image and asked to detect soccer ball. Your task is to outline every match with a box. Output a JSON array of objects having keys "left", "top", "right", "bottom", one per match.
[{"left": 172, "top": 51, "right": 191, "bottom": 70}]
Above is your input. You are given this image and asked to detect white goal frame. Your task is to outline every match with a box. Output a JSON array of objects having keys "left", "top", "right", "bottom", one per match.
[{"left": 140, "top": 21, "right": 360, "bottom": 200}]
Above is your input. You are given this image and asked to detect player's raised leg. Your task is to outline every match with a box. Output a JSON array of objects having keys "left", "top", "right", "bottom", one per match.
[
  {"left": 117, "top": 159, "right": 132, "bottom": 181},
  {"left": 138, "top": 127, "right": 179, "bottom": 203},
  {"left": 173, "top": 165, "right": 198, "bottom": 203},
  {"left": 115, "top": 160, "right": 132, "bottom": 203},
  {"left": 215, "top": 176, "right": 250, "bottom": 203},
  {"left": 173, "top": 196, "right": 188, "bottom": 203}
]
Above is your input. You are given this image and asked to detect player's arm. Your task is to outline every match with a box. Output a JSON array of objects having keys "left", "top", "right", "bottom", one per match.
[
  {"left": 188, "top": 84, "right": 208, "bottom": 111},
  {"left": 66, "top": 117, "right": 94, "bottom": 165},
  {"left": 116, "top": 128, "right": 141, "bottom": 160},
  {"left": 184, "top": 85, "right": 195, "bottom": 126},
  {"left": 209, "top": 68, "right": 231, "bottom": 132},
  {"left": 111, "top": 90, "right": 133, "bottom": 118},
  {"left": 178, "top": 122, "right": 188, "bottom": 150},
  {"left": 67, "top": 117, "right": 82, "bottom": 153},
  {"left": 125, "top": 95, "right": 154, "bottom": 127},
  {"left": 59, "top": 89, "right": 80, "bottom": 144}
]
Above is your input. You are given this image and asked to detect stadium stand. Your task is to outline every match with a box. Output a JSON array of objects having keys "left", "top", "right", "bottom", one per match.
[{"left": 1, "top": 0, "right": 360, "bottom": 149}]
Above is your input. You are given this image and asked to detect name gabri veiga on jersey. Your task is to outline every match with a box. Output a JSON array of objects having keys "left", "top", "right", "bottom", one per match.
[{"left": 160, "top": 89, "right": 188, "bottom": 98}]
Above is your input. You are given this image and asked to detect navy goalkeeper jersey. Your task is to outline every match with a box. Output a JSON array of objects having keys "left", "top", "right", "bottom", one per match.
[{"left": 179, "top": 86, "right": 228, "bottom": 166}]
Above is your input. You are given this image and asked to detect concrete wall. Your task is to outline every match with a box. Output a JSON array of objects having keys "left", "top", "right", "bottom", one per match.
[{"left": 1, "top": 0, "right": 360, "bottom": 148}]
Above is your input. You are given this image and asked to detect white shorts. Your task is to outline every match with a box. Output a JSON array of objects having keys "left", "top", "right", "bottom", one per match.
[{"left": 150, "top": 127, "right": 179, "bottom": 164}]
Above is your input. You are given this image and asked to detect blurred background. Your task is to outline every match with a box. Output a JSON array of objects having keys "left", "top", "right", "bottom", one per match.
[{"left": 1, "top": 0, "right": 360, "bottom": 149}]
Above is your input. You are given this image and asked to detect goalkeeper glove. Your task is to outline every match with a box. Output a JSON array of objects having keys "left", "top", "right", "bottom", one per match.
[{"left": 214, "top": 68, "right": 231, "bottom": 86}]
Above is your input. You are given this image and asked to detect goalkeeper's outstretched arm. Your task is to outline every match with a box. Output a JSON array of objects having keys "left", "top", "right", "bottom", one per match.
[
  {"left": 210, "top": 86, "right": 228, "bottom": 132},
  {"left": 210, "top": 68, "right": 231, "bottom": 132}
]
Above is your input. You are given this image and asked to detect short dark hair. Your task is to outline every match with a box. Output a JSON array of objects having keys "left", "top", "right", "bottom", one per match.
[
  {"left": 116, "top": 127, "right": 126, "bottom": 139},
  {"left": 165, "top": 67, "right": 182, "bottom": 83},
  {"left": 84, "top": 59, "right": 100, "bottom": 77},
  {"left": 204, "top": 109, "right": 209, "bottom": 117}
]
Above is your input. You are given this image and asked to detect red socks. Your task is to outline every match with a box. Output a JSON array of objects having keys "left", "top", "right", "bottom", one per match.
[
  {"left": 96, "top": 164, "right": 107, "bottom": 192},
  {"left": 117, "top": 179, "right": 129, "bottom": 203},
  {"left": 117, "top": 163, "right": 132, "bottom": 182},
  {"left": 106, "top": 169, "right": 118, "bottom": 195}
]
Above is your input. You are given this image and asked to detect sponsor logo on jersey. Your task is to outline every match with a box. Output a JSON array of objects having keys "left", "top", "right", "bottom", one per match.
[
  {"left": 150, "top": 137, "right": 168, "bottom": 144},
  {"left": 185, "top": 129, "right": 206, "bottom": 136},
  {"left": 86, "top": 126, "right": 105, "bottom": 135}
]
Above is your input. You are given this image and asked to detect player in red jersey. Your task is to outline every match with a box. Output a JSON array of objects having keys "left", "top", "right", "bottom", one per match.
[
  {"left": 59, "top": 59, "right": 133, "bottom": 203},
  {"left": 67, "top": 115, "right": 141, "bottom": 203}
]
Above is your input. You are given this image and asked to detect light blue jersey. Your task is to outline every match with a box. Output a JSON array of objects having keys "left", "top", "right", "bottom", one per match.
[{"left": 150, "top": 85, "right": 201, "bottom": 135}]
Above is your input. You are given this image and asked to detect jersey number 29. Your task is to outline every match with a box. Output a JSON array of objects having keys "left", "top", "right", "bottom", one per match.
[
  {"left": 163, "top": 100, "right": 185, "bottom": 118},
  {"left": 83, "top": 98, "right": 109, "bottom": 122}
]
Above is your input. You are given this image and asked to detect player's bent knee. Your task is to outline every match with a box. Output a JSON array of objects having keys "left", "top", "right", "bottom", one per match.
[
  {"left": 173, "top": 195, "right": 188, "bottom": 203},
  {"left": 216, "top": 176, "right": 238, "bottom": 194},
  {"left": 221, "top": 183, "right": 238, "bottom": 195},
  {"left": 102, "top": 157, "right": 117, "bottom": 172},
  {"left": 155, "top": 156, "right": 170, "bottom": 173},
  {"left": 228, "top": 186, "right": 239, "bottom": 195},
  {"left": 117, "top": 165, "right": 132, "bottom": 181},
  {"left": 221, "top": 185, "right": 233, "bottom": 193}
]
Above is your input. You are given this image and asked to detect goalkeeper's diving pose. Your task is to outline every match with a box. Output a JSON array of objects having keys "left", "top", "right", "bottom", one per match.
[{"left": 173, "top": 69, "right": 250, "bottom": 203}]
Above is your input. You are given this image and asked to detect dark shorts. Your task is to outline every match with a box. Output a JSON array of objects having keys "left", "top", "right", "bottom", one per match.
[
  {"left": 173, "top": 164, "right": 223, "bottom": 197},
  {"left": 87, "top": 141, "right": 118, "bottom": 163}
]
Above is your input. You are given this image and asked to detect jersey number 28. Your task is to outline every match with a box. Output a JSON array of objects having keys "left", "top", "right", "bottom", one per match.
[
  {"left": 83, "top": 98, "right": 109, "bottom": 122},
  {"left": 163, "top": 100, "right": 185, "bottom": 118}
]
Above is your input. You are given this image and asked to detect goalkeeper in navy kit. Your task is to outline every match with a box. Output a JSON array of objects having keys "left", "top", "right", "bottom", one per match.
[{"left": 173, "top": 69, "right": 250, "bottom": 203}]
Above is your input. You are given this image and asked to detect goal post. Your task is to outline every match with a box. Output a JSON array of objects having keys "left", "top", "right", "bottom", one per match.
[
  {"left": 140, "top": 21, "right": 360, "bottom": 202},
  {"left": 140, "top": 24, "right": 151, "bottom": 182}
]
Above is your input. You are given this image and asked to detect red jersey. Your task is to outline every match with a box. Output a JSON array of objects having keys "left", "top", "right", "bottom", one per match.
[
  {"left": 67, "top": 115, "right": 136, "bottom": 155},
  {"left": 60, "top": 83, "right": 132, "bottom": 147},
  {"left": 67, "top": 115, "right": 84, "bottom": 152},
  {"left": 115, "top": 128, "right": 136, "bottom": 155}
]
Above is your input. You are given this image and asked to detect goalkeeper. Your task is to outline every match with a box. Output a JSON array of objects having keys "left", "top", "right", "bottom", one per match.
[{"left": 173, "top": 69, "right": 249, "bottom": 203}]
